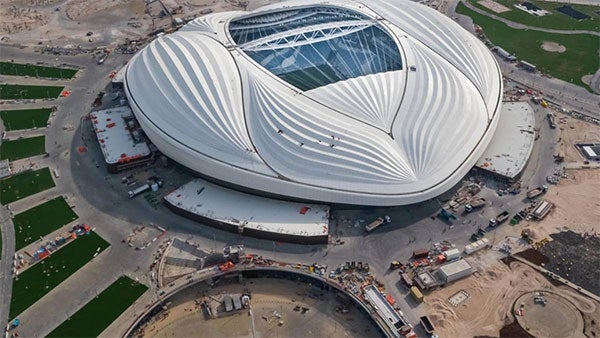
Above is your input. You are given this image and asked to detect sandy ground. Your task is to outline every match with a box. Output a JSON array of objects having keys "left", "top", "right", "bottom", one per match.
[
  {"left": 477, "top": 0, "right": 511, "bottom": 13},
  {"left": 541, "top": 41, "right": 567, "bottom": 53},
  {"left": 534, "top": 169, "right": 600, "bottom": 239},
  {"left": 514, "top": 291, "right": 585, "bottom": 338},
  {"left": 142, "top": 278, "right": 379, "bottom": 338},
  {"left": 557, "top": 115, "right": 600, "bottom": 162},
  {"left": 0, "top": 0, "right": 279, "bottom": 47},
  {"left": 425, "top": 259, "right": 598, "bottom": 338}
]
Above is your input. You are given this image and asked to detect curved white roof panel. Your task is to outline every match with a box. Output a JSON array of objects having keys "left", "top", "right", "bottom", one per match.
[{"left": 124, "top": 0, "right": 503, "bottom": 206}]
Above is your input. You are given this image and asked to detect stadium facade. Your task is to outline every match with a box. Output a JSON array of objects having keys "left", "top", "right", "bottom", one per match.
[{"left": 124, "top": 0, "right": 503, "bottom": 206}]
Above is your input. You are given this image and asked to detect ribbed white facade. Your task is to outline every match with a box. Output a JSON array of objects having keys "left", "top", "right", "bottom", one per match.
[{"left": 124, "top": 0, "right": 503, "bottom": 206}]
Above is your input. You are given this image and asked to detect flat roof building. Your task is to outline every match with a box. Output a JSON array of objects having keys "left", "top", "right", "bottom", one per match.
[
  {"left": 163, "top": 179, "right": 330, "bottom": 244},
  {"left": 437, "top": 259, "right": 473, "bottom": 284},
  {"left": 476, "top": 102, "right": 535, "bottom": 182},
  {"left": 363, "top": 284, "right": 405, "bottom": 337},
  {"left": 90, "top": 107, "right": 152, "bottom": 173},
  {"left": 577, "top": 143, "right": 600, "bottom": 161}
]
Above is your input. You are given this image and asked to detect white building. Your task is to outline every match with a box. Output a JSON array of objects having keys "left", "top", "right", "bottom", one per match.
[{"left": 124, "top": 0, "right": 503, "bottom": 206}]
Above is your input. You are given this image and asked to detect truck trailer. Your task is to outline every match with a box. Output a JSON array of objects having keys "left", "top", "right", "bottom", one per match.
[
  {"left": 365, "top": 215, "right": 390, "bottom": 232},
  {"left": 128, "top": 184, "right": 150, "bottom": 198},
  {"left": 527, "top": 185, "right": 548, "bottom": 199},
  {"left": 489, "top": 211, "right": 509, "bottom": 227},
  {"left": 420, "top": 316, "right": 436, "bottom": 335},
  {"left": 465, "top": 198, "right": 486, "bottom": 213}
]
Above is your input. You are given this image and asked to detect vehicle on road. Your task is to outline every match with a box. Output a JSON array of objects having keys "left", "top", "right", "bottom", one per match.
[
  {"left": 365, "top": 215, "right": 391, "bottom": 232},
  {"left": 489, "top": 211, "right": 509, "bottom": 227},
  {"left": 526, "top": 185, "right": 548, "bottom": 199},
  {"left": 410, "top": 286, "right": 424, "bottom": 303},
  {"left": 128, "top": 183, "right": 150, "bottom": 198},
  {"left": 465, "top": 197, "right": 486, "bottom": 213},
  {"left": 420, "top": 316, "right": 436, "bottom": 335}
]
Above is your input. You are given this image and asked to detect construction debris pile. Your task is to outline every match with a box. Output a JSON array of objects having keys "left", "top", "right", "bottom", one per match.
[{"left": 539, "top": 231, "right": 600, "bottom": 296}]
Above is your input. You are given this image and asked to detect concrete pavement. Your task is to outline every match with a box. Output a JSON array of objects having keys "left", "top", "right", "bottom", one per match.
[{"left": 0, "top": 207, "right": 15, "bottom": 329}]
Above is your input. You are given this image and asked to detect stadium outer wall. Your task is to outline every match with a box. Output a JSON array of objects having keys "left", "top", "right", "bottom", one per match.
[{"left": 163, "top": 197, "right": 329, "bottom": 244}]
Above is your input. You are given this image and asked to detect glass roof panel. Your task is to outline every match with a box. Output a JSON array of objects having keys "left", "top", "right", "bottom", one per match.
[{"left": 229, "top": 6, "right": 402, "bottom": 90}]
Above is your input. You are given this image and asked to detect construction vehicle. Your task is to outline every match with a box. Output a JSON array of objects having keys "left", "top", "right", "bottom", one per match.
[
  {"left": 390, "top": 261, "right": 402, "bottom": 270},
  {"left": 420, "top": 316, "right": 436, "bottom": 335},
  {"left": 436, "top": 200, "right": 457, "bottom": 221},
  {"left": 465, "top": 198, "right": 486, "bottom": 213},
  {"left": 365, "top": 216, "right": 391, "bottom": 232},
  {"left": 527, "top": 185, "right": 548, "bottom": 199},
  {"left": 489, "top": 211, "right": 509, "bottom": 227},
  {"left": 400, "top": 273, "right": 414, "bottom": 287},
  {"left": 521, "top": 229, "right": 533, "bottom": 244},
  {"left": 128, "top": 184, "right": 150, "bottom": 198},
  {"left": 410, "top": 286, "right": 424, "bottom": 303},
  {"left": 541, "top": 99, "right": 549, "bottom": 108}
]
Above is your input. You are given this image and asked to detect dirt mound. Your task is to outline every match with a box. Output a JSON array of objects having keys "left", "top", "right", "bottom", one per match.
[{"left": 541, "top": 41, "right": 566, "bottom": 53}]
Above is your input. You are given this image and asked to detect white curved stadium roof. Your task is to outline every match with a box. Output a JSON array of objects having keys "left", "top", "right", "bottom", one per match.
[{"left": 124, "top": 0, "right": 503, "bottom": 206}]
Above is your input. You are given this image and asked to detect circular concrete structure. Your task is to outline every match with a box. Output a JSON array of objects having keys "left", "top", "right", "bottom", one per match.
[
  {"left": 124, "top": 0, "right": 503, "bottom": 206},
  {"left": 513, "top": 291, "right": 584, "bottom": 338}
]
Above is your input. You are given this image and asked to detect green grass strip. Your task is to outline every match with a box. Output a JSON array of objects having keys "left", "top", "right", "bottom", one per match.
[
  {"left": 0, "top": 108, "right": 52, "bottom": 131},
  {"left": 468, "top": 0, "right": 599, "bottom": 31},
  {"left": 13, "top": 197, "right": 79, "bottom": 251},
  {"left": 0, "top": 84, "right": 64, "bottom": 100},
  {"left": 47, "top": 276, "right": 148, "bottom": 338},
  {"left": 1, "top": 135, "right": 46, "bottom": 161},
  {"left": 10, "top": 231, "right": 110, "bottom": 319},
  {"left": 0, "top": 167, "right": 55, "bottom": 204},
  {"left": 0, "top": 61, "right": 77, "bottom": 79},
  {"left": 456, "top": 2, "right": 598, "bottom": 90}
]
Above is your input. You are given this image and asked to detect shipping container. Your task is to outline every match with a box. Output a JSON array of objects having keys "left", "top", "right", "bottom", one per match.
[
  {"left": 412, "top": 248, "right": 429, "bottom": 259},
  {"left": 443, "top": 248, "right": 461, "bottom": 261}
]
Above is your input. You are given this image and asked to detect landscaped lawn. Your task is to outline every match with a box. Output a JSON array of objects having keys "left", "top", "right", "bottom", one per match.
[
  {"left": 0, "top": 136, "right": 46, "bottom": 161},
  {"left": 9, "top": 231, "right": 110, "bottom": 319},
  {"left": 468, "top": 0, "right": 599, "bottom": 31},
  {"left": 0, "top": 61, "right": 78, "bottom": 79},
  {"left": 0, "top": 167, "right": 55, "bottom": 204},
  {"left": 0, "top": 108, "right": 52, "bottom": 131},
  {"left": 456, "top": 2, "right": 598, "bottom": 89},
  {"left": 0, "top": 84, "right": 64, "bottom": 100},
  {"left": 47, "top": 276, "right": 148, "bottom": 338},
  {"left": 13, "top": 196, "right": 79, "bottom": 250}
]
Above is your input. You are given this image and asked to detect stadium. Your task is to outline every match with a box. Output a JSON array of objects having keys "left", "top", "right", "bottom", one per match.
[{"left": 124, "top": 0, "right": 503, "bottom": 206}]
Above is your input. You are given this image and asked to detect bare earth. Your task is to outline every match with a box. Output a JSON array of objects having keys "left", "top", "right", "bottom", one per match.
[
  {"left": 425, "top": 260, "right": 598, "bottom": 338},
  {"left": 477, "top": 0, "right": 511, "bottom": 13},
  {"left": 536, "top": 169, "right": 600, "bottom": 239},
  {"left": 143, "top": 278, "right": 379, "bottom": 338},
  {"left": 557, "top": 115, "right": 600, "bottom": 162},
  {"left": 0, "top": 0, "right": 280, "bottom": 47},
  {"left": 541, "top": 41, "right": 567, "bottom": 53}
]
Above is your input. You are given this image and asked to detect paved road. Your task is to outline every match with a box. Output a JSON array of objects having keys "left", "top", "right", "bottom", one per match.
[
  {"left": 0, "top": 207, "right": 15, "bottom": 328},
  {"left": 461, "top": 1, "right": 600, "bottom": 36}
]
